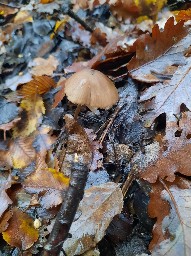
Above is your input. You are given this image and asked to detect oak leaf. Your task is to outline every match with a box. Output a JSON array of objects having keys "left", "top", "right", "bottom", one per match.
[
  {"left": 128, "top": 17, "right": 188, "bottom": 83},
  {"left": 2, "top": 208, "right": 39, "bottom": 250},
  {"left": 139, "top": 55, "right": 191, "bottom": 125},
  {"left": 150, "top": 180, "right": 191, "bottom": 255}
]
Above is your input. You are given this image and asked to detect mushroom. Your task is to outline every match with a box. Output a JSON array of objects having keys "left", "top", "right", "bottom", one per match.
[{"left": 65, "top": 68, "right": 119, "bottom": 118}]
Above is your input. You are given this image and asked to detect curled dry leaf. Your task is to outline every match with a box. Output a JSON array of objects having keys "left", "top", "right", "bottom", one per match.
[
  {"left": 63, "top": 182, "right": 123, "bottom": 256},
  {"left": 2, "top": 208, "right": 39, "bottom": 250},
  {"left": 29, "top": 55, "right": 59, "bottom": 76}
]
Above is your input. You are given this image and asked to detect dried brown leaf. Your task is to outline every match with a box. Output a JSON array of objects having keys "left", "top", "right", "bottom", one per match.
[
  {"left": 0, "top": 175, "right": 13, "bottom": 218},
  {"left": 9, "top": 137, "right": 36, "bottom": 169},
  {"left": 63, "top": 182, "right": 123, "bottom": 255},
  {"left": 2, "top": 208, "right": 39, "bottom": 250},
  {"left": 128, "top": 17, "right": 188, "bottom": 82},
  {"left": 19, "top": 76, "right": 56, "bottom": 98},
  {"left": 29, "top": 55, "right": 59, "bottom": 76}
]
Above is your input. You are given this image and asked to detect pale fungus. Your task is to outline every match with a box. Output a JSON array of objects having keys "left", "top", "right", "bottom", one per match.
[{"left": 65, "top": 68, "right": 119, "bottom": 118}]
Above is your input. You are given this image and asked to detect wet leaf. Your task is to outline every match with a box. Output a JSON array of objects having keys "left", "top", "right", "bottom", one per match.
[
  {"left": 63, "top": 182, "right": 123, "bottom": 255},
  {"left": 2, "top": 208, "right": 39, "bottom": 250}
]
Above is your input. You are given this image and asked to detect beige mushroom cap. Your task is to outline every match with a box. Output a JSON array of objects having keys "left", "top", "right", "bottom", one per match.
[{"left": 65, "top": 69, "right": 119, "bottom": 109}]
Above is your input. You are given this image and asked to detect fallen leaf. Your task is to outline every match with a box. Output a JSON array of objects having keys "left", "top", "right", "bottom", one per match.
[
  {"left": 175, "top": 8, "right": 191, "bottom": 22},
  {"left": 13, "top": 95, "right": 45, "bottom": 137},
  {"left": 139, "top": 55, "right": 191, "bottom": 125},
  {"left": 19, "top": 76, "right": 56, "bottom": 98},
  {"left": 14, "top": 10, "right": 33, "bottom": 24},
  {"left": 0, "top": 210, "right": 13, "bottom": 233},
  {"left": 0, "top": 117, "right": 21, "bottom": 140},
  {"left": 0, "top": 175, "right": 13, "bottom": 218},
  {"left": 33, "top": 126, "right": 56, "bottom": 156},
  {"left": 10, "top": 137, "right": 36, "bottom": 169},
  {"left": 23, "top": 161, "right": 69, "bottom": 208},
  {"left": 151, "top": 180, "right": 191, "bottom": 255},
  {"left": 128, "top": 17, "right": 188, "bottom": 82},
  {"left": 29, "top": 55, "right": 59, "bottom": 76},
  {"left": 63, "top": 182, "right": 123, "bottom": 255},
  {"left": 2, "top": 208, "right": 39, "bottom": 250}
]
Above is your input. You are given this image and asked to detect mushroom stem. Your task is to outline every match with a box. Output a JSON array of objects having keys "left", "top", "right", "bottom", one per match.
[{"left": 74, "top": 105, "right": 82, "bottom": 119}]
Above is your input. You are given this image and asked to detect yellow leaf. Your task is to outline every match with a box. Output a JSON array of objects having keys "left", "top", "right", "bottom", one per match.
[
  {"left": 10, "top": 137, "right": 36, "bottom": 169},
  {"left": 13, "top": 95, "right": 45, "bottom": 137},
  {"left": 50, "top": 17, "right": 69, "bottom": 39},
  {"left": 2, "top": 208, "right": 38, "bottom": 250}
]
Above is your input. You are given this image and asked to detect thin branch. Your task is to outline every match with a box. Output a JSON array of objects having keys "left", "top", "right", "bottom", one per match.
[{"left": 42, "top": 161, "right": 89, "bottom": 256}]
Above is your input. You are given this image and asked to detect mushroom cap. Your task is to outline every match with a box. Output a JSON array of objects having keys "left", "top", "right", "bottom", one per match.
[{"left": 65, "top": 68, "right": 119, "bottom": 109}]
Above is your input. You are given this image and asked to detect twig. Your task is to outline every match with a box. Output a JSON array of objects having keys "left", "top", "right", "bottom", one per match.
[
  {"left": 42, "top": 161, "right": 89, "bottom": 256},
  {"left": 122, "top": 165, "right": 139, "bottom": 196},
  {"left": 98, "top": 105, "right": 124, "bottom": 144},
  {"left": 67, "top": 9, "right": 93, "bottom": 32}
]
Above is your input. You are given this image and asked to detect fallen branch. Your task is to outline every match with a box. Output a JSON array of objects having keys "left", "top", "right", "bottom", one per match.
[{"left": 42, "top": 161, "right": 89, "bottom": 256}]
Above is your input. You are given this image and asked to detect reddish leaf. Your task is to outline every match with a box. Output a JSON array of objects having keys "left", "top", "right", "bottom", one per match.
[{"left": 128, "top": 17, "right": 187, "bottom": 82}]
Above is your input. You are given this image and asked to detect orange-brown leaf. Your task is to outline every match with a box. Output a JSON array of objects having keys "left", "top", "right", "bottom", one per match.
[
  {"left": 19, "top": 76, "right": 56, "bottom": 98},
  {"left": 128, "top": 17, "right": 187, "bottom": 80},
  {"left": 40, "top": 0, "right": 54, "bottom": 3},
  {"left": 175, "top": 8, "right": 191, "bottom": 22},
  {"left": 2, "top": 208, "right": 38, "bottom": 250},
  {"left": 141, "top": 143, "right": 191, "bottom": 183}
]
